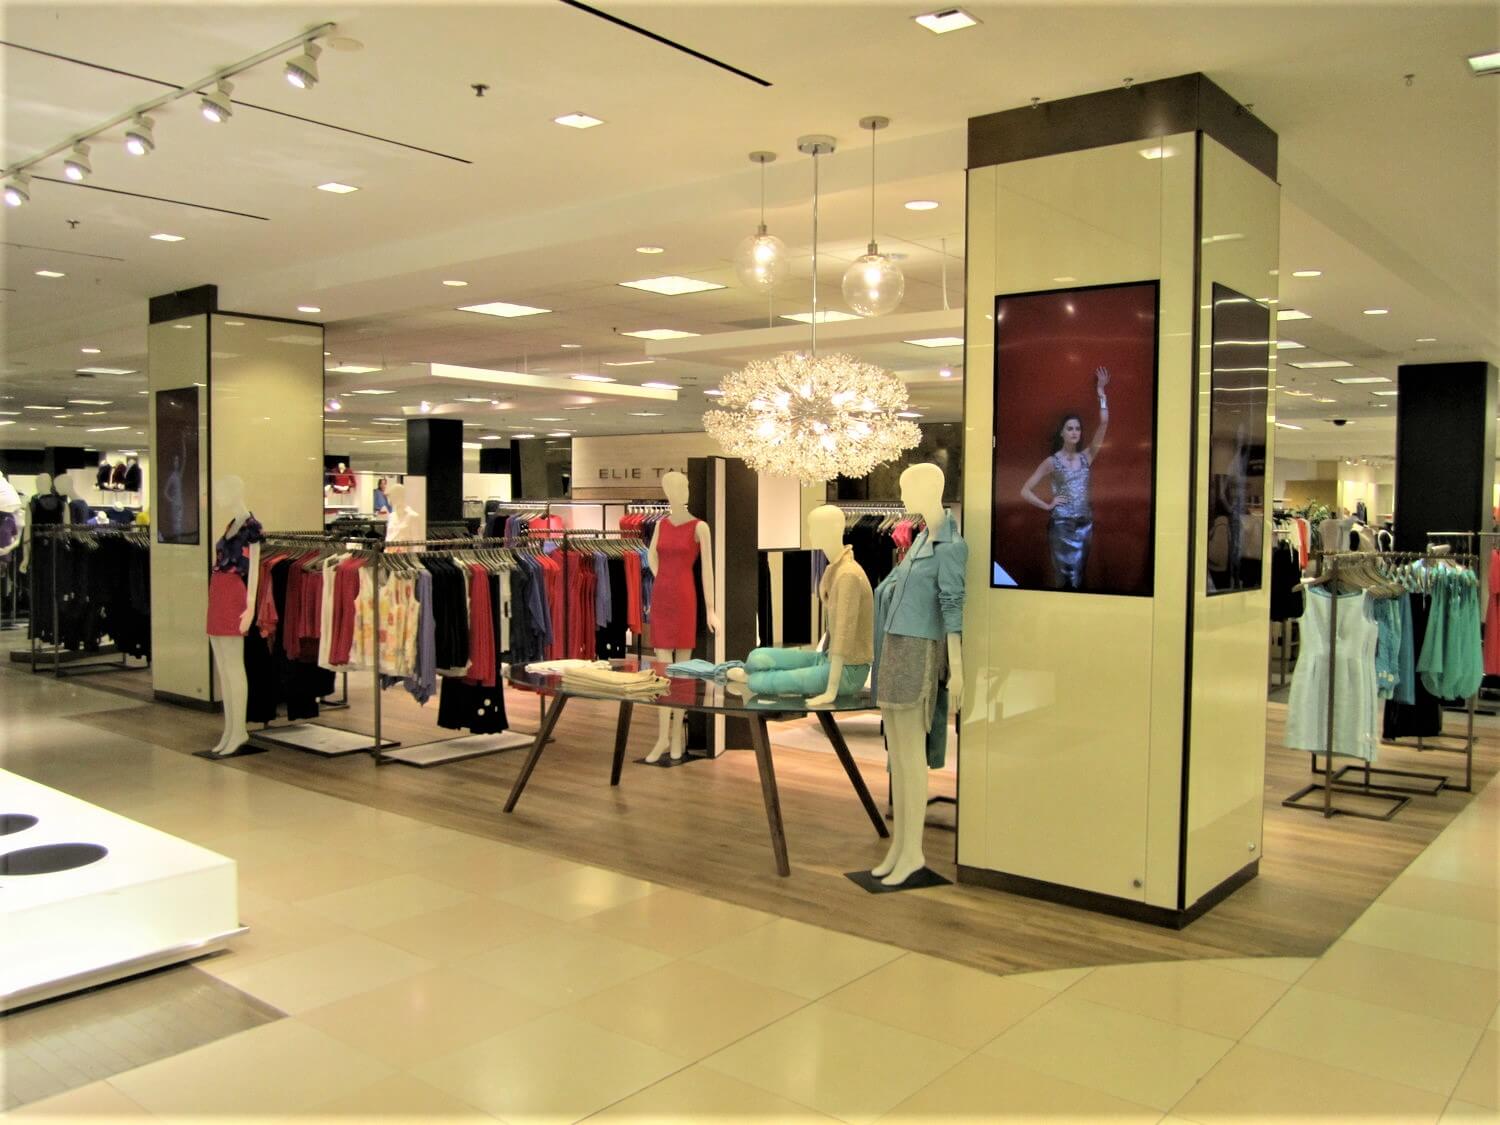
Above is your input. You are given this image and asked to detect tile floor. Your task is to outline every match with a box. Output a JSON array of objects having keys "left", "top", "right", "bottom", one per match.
[{"left": 1, "top": 668, "right": 1497, "bottom": 1122}]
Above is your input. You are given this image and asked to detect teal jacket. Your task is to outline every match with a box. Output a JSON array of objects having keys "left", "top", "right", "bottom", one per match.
[{"left": 873, "top": 513, "right": 967, "bottom": 641}]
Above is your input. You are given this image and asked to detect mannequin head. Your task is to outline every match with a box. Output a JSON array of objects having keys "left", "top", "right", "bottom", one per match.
[
  {"left": 53, "top": 474, "right": 74, "bottom": 498},
  {"left": 35, "top": 472, "right": 54, "bottom": 495},
  {"left": 661, "top": 470, "right": 689, "bottom": 509},
  {"left": 213, "top": 475, "right": 248, "bottom": 523},
  {"left": 899, "top": 463, "right": 946, "bottom": 527},
  {"left": 386, "top": 481, "right": 407, "bottom": 509},
  {"left": 338, "top": 461, "right": 348, "bottom": 472},
  {"left": 806, "top": 504, "right": 845, "bottom": 562}
]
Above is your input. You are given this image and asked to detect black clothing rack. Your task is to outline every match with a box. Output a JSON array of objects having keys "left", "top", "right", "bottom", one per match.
[
  {"left": 1283, "top": 549, "right": 1478, "bottom": 819},
  {"left": 24, "top": 524, "right": 150, "bottom": 678}
]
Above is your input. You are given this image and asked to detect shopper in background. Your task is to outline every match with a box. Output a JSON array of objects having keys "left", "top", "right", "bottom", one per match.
[{"left": 373, "top": 477, "right": 391, "bottom": 515}]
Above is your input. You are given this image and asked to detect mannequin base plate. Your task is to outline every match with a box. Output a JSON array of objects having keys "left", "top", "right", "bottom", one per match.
[
  {"left": 193, "top": 745, "right": 268, "bottom": 761},
  {"left": 845, "top": 866, "right": 952, "bottom": 894},
  {"left": 634, "top": 752, "right": 711, "bottom": 769}
]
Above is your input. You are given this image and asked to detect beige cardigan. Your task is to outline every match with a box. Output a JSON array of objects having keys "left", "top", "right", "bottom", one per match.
[{"left": 820, "top": 547, "right": 874, "bottom": 665}]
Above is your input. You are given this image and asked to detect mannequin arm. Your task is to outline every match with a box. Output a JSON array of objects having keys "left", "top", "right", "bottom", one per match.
[
  {"left": 239, "top": 543, "right": 261, "bottom": 634},
  {"left": 806, "top": 654, "right": 844, "bottom": 708},
  {"left": 646, "top": 522, "right": 661, "bottom": 576},
  {"left": 19, "top": 522, "right": 30, "bottom": 574},
  {"left": 696, "top": 521, "right": 718, "bottom": 632},
  {"left": 946, "top": 633, "right": 964, "bottom": 713}
]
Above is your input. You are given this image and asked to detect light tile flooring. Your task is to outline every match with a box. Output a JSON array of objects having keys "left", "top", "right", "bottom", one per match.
[{"left": 1, "top": 670, "right": 1497, "bottom": 1122}]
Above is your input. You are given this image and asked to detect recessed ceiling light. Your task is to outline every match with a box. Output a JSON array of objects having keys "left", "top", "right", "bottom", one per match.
[
  {"left": 458, "top": 301, "right": 551, "bottom": 318},
  {"left": 1276, "top": 340, "right": 1305, "bottom": 350},
  {"left": 1363, "top": 308, "right": 1389, "bottom": 316},
  {"left": 86, "top": 425, "right": 129, "bottom": 432},
  {"left": 603, "top": 359, "right": 654, "bottom": 367},
  {"left": 904, "top": 336, "right": 965, "bottom": 348},
  {"left": 914, "top": 7, "right": 980, "bottom": 33},
  {"left": 1332, "top": 376, "right": 1391, "bottom": 385},
  {"left": 173, "top": 324, "right": 192, "bottom": 330},
  {"left": 24, "top": 405, "right": 63, "bottom": 410},
  {"left": 317, "top": 182, "right": 359, "bottom": 193},
  {"left": 781, "top": 311, "right": 860, "bottom": 324},
  {"left": 76, "top": 367, "right": 137, "bottom": 375},
  {"left": 635, "top": 245, "right": 665, "bottom": 255},
  {"left": 512, "top": 432, "right": 536, "bottom": 439},
  {"left": 554, "top": 112, "right": 604, "bottom": 129},
  {"left": 1373, "top": 390, "right": 1399, "bottom": 396},
  {"left": 35, "top": 269, "right": 65, "bottom": 278},
  {"left": 80, "top": 347, "right": 101, "bottom": 354},
  {"left": 149, "top": 233, "right": 185, "bottom": 242},
  {"left": 1052, "top": 276, "right": 1078, "bottom": 283},
  {"left": 1466, "top": 50, "right": 1500, "bottom": 76},
  {"left": 1274, "top": 422, "right": 1304, "bottom": 430},
  {"left": 67, "top": 398, "right": 112, "bottom": 405},
  {"left": 370, "top": 421, "right": 401, "bottom": 426},
  {"left": 442, "top": 279, "right": 468, "bottom": 287},
  {"left": 939, "top": 366, "right": 954, "bottom": 378},
  {"left": 703, "top": 389, "right": 725, "bottom": 397},
  {"left": 571, "top": 374, "right": 616, "bottom": 383},
  {"left": 627, "top": 411, "right": 664, "bottom": 417},
  {"left": 453, "top": 397, "right": 492, "bottom": 403},
  {"left": 351, "top": 388, "right": 396, "bottom": 395},
  {"left": 622, "top": 328, "right": 699, "bottom": 340},
  {"left": 223, "top": 320, "right": 245, "bottom": 327},
  {"left": 1276, "top": 310, "right": 1311, "bottom": 321},
  {"left": 1139, "top": 145, "right": 1177, "bottom": 160},
  {"left": 0, "top": 420, "right": 14, "bottom": 427},
  {"left": 479, "top": 434, "right": 503, "bottom": 440},
  {"left": 327, "top": 364, "right": 381, "bottom": 374},
  {"left": 79, "top": 411, "right": 106, "bottom": 416},
  {"left": 896, "top": 411, "right": 924, "bottom": 419},
  {"left": 619, "top": 275, "right": 727, "bottom": 295},
  {"left": 1416, "top": 337, "right": 1437, "bottom": 343},
  {"left": 903, "top": 199, "right": 940, "bottom": 211},
  {"left": 546, "top": 431, "right": 573, "bottom": 437},
  {"left": 298, "top": 305, "right": 321, "bottom": 313},
  {"left": 641, "top": 381, "right": 680, "bottom": 390},
  {"left": 1312, "top": 397, "right": 1336, "bottom": 404},
  {"left": 1291, "top": 270, "right": 1322, "bottom": 278},
  {"left": 556, "top": 343, "right": 583, "bottom": 350},
  {"left": 533, "top": 416, "right": 564, "bottom": 422},
  {"left": 1288, "top": 360, "right": 1353, "bottom": 369}
]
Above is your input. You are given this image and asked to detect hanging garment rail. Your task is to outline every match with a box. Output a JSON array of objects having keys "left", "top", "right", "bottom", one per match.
[
  {"left": 1284, "top": 549, "right": 1479, "bottom": 818},
  {"left": 25, "top": 524, "right": 150, "bottom": 678}
]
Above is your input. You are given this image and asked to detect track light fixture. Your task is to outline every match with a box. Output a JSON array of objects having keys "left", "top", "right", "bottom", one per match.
[
  {"left": 200, "top": 81, "right": 234, "bottom": 123},
  {"left": 62, "top": 143, "right": 92, "bottom": 181},
  {"left": 284, "top": 42, "right": 321, "bottom": 89},
  {"left": 4, "top": 173, "right": 31, "bottom": 207},
  {"left": 124, "top": 115, "right": 155, "bottom": 156}
]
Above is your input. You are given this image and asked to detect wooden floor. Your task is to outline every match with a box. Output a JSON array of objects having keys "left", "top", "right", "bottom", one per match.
[{"left": 64, "top": 663, "right": 1498, "bottom": 976}]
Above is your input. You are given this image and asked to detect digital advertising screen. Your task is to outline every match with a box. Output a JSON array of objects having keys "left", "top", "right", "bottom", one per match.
[
  {"left": 1205, "top": 283, "right": 1271, "bottom": 595},
  {"left": 154, "top": 386, "right": 200, "bottom": 546}
]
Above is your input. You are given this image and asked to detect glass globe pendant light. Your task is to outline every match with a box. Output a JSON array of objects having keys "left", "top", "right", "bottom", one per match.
[
  {"left": 734, "top": 151, "right": 789, "bottom": 293},
  {"left": 842, "top": 115, "right": 905, "bottom": 318}
]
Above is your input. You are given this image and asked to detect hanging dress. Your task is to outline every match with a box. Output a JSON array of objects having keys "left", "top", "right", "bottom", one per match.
[
  {"left": 1285, "top": 587, "right": 1379, "bottom": 762},
  {"left": 649, "top": 517, "right": 701, "bottom": 650}
]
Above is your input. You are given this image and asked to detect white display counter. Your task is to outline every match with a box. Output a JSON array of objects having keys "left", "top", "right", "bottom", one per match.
[{"left": 0, "top": 770, "right": 242, "bottom": 1011}]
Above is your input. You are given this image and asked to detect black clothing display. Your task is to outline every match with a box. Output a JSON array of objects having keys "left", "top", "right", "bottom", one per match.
[
  {"left": 595, "top": 556, "right": 629, "bottom": 659},
  {"left": 122, "top": 461, "right": 142, "bottom": 492},
  {"left": 756, "top": 549, "right": 815, "bottom": 647},
  {"left": 1269, "top": 541, "right": 1304, "bottom": 623},
  {"left": 426, "top": 558, "right": 471, "bottom": 671},
  {"left": 1382, "top": 595, "right": 1444, "bottom": 739},
  {"left": 436, "top": 677, "right": 510, "bottom": 734},
  {"left": 245, "top": 557, "right": 335, "bottom": 723},
  {"left": 96, "top": 463, "right": 112, "bottom": 491},
  {"left": 847, "top": 516, "right": 898, "bottom": 590},
  {"left": 26, "top": 494, "right": 65, "bottom": 646}
]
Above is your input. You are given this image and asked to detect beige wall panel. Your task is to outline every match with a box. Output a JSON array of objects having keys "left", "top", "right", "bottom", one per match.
[
  {"left": 209, "top": 315, "right": 324, "bottom": 534},
  {"left": 148, "top": 316, "right": 211, "bottom": 701},
  {"left": 1185, "top": 137, "right": 1280, "bottom": 903},
  {"left": 1141, "top": 136, "right": 1199, "bottom": 907},
  {"left": 958, "top": 164, "right": 997, "bottom": 864}
]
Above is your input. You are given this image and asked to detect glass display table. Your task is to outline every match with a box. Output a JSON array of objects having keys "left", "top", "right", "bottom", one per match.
[{"left": 504, "top": 659, "right": 887, "bottom": 876}]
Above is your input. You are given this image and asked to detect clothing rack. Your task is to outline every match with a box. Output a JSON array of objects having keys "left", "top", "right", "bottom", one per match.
[
  {"left": 1, "top": 548, "right": 23, "bottom": 632},
  {"left": 1283, "top": 548, "right": 1478, "bottom": 819},
  {"left": 25, "top": 524, "right": 150, "bottom": 678}
]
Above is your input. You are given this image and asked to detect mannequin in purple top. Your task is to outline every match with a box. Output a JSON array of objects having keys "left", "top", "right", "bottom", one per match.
[{"left": 205, "top": 476, "right": 262, "bottom": 757}]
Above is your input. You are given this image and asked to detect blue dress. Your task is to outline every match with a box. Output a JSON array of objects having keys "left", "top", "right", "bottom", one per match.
[{"left": 1048, "top": 452, "right": 1092, "bottom": 589}]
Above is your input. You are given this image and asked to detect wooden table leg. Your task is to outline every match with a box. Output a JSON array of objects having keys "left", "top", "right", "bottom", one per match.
[
  {"left": 503, "top": 694, "right": 568, "bottom": 813},
  {"left": 748, "top": 715, "right": 791, "bottom": 877},
  {"left": 610, "top": 701, "right": 633, "bottom": 786},
  {"left": 816, "top": 710, "right": 890, "bottom": 838}
]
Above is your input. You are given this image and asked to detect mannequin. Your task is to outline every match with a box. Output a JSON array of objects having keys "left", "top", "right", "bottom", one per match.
[
  {"left": 645, "top": 470, "right": 718, "bottom": 762},
  {"left": 205, "top": 475, "right": 263, "bottom": 757},
  {"left": 384, "top": 481, "right": 423, "bottom": 545},
  {"left": 0, "top": 471, "right": 21, "bottom": 558},
  {"left": 56, "top": 475, "right": 90, "bottom": 525},
  {"left": 329, "top": 462, "right": 355, "bottom": 494},
  {"left": 871, "top": 464, "right": 966, "bottom": 886},
  {"left": 122, "top": 456, "right": 142, "bottom": 493},
  {"left": 20, "top": 472, "right": 66, "bottom": 576},
  {"left": 727, "top": 505, "right": 871, "bottom": 705}
]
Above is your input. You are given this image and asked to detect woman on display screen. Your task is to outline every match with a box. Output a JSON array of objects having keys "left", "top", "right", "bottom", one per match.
[{"left": 1019, "top": 365, "right": 1109, "bottom": 590}]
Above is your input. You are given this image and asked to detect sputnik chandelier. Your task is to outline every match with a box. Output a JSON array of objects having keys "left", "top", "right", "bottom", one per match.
[{"left": 705, "top": 134, "right": 920, "bottom": 483}]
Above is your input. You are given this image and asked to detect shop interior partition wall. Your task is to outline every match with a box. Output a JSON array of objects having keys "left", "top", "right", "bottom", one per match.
[
  {"left": 959, "top": 75, "right": 1280, "bottom": 926},
  {"left": 148, "top": 286, "right": 324, "bottom": 705}
]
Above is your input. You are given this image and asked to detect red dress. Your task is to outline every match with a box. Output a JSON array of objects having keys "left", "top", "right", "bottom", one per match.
[{"left": 649, "top": 518, "right": 701, "bottom": 650}]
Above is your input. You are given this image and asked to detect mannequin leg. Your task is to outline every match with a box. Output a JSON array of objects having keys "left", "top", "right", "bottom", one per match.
[
  {"left": 209, "top": 635, "right": 250, "bottom": 756},
  {"left": 876, "top": 707, "right": 929, "bottom": 885},
  {"left": 647, "top": 647, "right": 692, "bottom": 762}
]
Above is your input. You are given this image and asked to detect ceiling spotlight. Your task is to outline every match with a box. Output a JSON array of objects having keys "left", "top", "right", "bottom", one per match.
[
  {"left": 635, "top": 245, "right": 665, "bottom": 255},
  {"left": 4, "top": 172, "right": 31, "bottom": 206},
  {"left": 914, "top": 7, "right": 980, "bottom": 33},
  {"left": 904, "top": 199, "right": 940, "bottom": 211},
  {"left": 62, "top": 143, "right": 92, "bottom": 181},
  {"left": 125, "top": 115, "right": 155, "bottom": 156},
  {"left": 285, "top": 42, "right": 322, "bottom": 89},
  {"left": 554, "top": 112, "right": 604, "bottom": 129},
  {"left": 939, "top": 366, "right": 954, "bottom": 378},
  {"left": 201, "top": 81, "right": 234, "bottom": 123}
]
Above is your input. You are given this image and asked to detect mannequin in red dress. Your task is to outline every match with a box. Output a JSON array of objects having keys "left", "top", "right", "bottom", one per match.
[{"left": 646, "top": 470, "right": 718, "bottom": 762}]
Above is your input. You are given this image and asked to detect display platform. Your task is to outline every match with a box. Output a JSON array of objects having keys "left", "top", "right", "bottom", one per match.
[
  {"left": 250, "top": 722, "right": 397, "bottom": 757},
  {"left": 0, "top": 770, "right": 242, "bottom": 1012},
  {"left": 382, "top": 732, "right": 532, "bottom": 767}
]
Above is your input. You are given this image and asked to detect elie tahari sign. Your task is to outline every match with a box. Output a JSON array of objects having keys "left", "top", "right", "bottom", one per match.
[{"left": 570, "top": 432, "right": 724, "bottom": 498}]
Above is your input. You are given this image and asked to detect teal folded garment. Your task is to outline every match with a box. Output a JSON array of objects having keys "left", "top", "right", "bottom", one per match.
[{"left": 666, "top": 658, "right": 746, "bottom": 679}]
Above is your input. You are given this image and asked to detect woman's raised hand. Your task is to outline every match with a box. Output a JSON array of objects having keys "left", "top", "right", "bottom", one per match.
[{"left": 1095, "top": 366, "right": 1111, "bottom": 391}]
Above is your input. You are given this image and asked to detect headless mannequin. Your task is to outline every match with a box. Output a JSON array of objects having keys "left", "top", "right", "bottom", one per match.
[
  {"left": 208, "top": 476, "right": 261, "bottom": 757},
  {"left": 384, "top": 481, "right": 423, "bottom": 545},
  {"left": 726, "top": 505, "right": 852, "bottom": 706},
  {"left": 874, "top": 464, "right": 964, "bottom": 887},
  {"left": 19, "top": 472, "right": 65, "bottom": 575},
  {"left": 646, "top": 470, "right": 718, "bottom": 763},
  {"left": 0, "top": 471, "right": 21, "bottom": 559}
]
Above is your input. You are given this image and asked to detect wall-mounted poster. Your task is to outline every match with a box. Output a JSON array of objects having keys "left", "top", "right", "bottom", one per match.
[
  {"left": 1205, "top": 284, "right": 1270, "bottom": 595},
  {"left": 155, "top": 387, "right": 199, "bottom": 546},
  {"left": 991, "top": 281, "right": 1158, "bottom": 596}
]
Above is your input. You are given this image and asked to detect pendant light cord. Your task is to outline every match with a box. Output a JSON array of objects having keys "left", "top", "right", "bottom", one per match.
[
  {"left": 759, "top": 160, "right": 766, "bottom": 227},
  {"left": 869, "top": 128, "right": 876, "bottom": 243},
  {"left": 811, "top": 149, "right": 820, "bottom": 356}
]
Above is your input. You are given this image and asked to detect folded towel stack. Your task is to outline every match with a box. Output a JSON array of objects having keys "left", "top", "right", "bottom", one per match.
[{"left": 561, "top": 667, "right": 671, "bottom": 699}]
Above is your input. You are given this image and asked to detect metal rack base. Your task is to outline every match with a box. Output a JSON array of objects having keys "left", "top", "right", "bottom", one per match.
[{"left": 1282, "top": 782, "right": 1409, "bottom": 820}]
